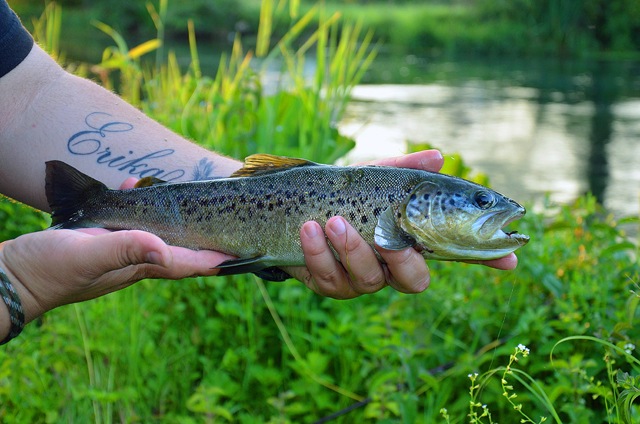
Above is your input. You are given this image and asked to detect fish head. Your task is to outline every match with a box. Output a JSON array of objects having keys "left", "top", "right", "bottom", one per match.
[{"left": 399, "top": 178, "right": 530, "bottom": 261}]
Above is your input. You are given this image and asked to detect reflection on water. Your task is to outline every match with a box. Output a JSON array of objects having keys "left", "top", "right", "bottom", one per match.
[{"left": 339, "top": 58, "right": 640, "bottom": 218}]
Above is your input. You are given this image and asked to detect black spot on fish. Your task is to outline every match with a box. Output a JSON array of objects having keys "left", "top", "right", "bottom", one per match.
[
  {"left": 373, "top": 207, "right": 382, "bottom": 216},
  {"left": 410, "top": 193, "right": 417, "bottom": 201},
  {"left": 361, "top": 215, "right": 368, "bottom": 224},
  {"left": 423, "top": 193, "right": 430, "bottom": 201},
  {"left": 436, "top": 191, "right": 442, "bottom": 196},
  {"left": 449, "top": 198, "right": 456, "bottom": 206},
  {"left": 256, "top": 201, "right": 265, "bottom": 209}
]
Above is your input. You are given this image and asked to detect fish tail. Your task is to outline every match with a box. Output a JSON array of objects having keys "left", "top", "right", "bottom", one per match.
[{"left": 45, "top": 161, "right": 107, "bottom": 228}]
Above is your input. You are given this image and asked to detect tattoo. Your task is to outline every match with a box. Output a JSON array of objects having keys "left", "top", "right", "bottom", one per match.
[
  {"left": 192, "top": 158, "right": 217, "bottom": 180},
  {"left": 67, "top": 112, "right": 186, "bottom": 180}
]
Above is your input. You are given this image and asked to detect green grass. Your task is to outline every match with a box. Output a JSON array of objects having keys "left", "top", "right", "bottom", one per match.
[{"left": 1, "top": 1, "right": 640, "bottom": 422}]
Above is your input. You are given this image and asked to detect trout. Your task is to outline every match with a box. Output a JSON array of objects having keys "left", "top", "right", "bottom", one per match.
[{"left": 45, "top": 154, "right": 529, "bottom": 281}]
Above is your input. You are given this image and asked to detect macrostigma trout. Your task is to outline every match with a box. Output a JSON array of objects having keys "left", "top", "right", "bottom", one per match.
[{"left": 45, "top": 154, "right": 529, "bottom": 281}]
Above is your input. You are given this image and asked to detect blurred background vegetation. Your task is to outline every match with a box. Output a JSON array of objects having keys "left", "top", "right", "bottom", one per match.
[
  {"left": 10, "top": 0, "right": 640, "bottom": 61},
  {"left": 1, "top": 0, "right": 639, "bottom": 423}
]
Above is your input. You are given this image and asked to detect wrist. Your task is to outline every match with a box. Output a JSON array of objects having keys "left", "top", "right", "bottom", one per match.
[
  {"left": 0, "top": 241, "right": 44, "bottom": 344},
  {"left": 0, "top": 266, "right": 25, "bottom": 345},
  {"left": 0, "top": 290, "right": 11, "bottom": 342}
]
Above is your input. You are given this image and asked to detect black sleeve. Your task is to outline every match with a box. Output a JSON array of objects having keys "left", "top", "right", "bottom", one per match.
[{"left": 0, "top": 0, "right": 34, "bottom": 78}]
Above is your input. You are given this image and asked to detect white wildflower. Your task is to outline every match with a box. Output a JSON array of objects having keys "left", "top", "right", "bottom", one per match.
[
  {"left": 624, "top": 343, "right": 636, "bottom": 355},
  {"left": 517, "top": 343, "right": 530, "bottom": 356}
]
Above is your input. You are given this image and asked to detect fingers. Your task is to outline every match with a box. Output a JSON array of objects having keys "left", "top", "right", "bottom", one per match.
[
  {"left": 76, "top": 229, "right": 232, "bottom": 280},
  {"left": 295, "top": 221, "right": 360, "bottom": 299},
  {"left": 119, "top": 177, "right": 138, "bottom": 190},
  {"left": 296, "top": 217, "right": 431, "bottom": 299},
  {"left": 467, "top": 253, "right": 518, "bottom": 270},
  {"left": 160, "top": 246, "right": 233, "bottom": 279},
  {"left": 75, "top": 230, "right": 172, "bottom": 275},
  {"left": 324, "top": 217, "right": 386, "bottom": 294},
  {"left": 357, "top": 149, "right": 444, "bottom": 172},
  {"left": 376, "top": 246, "right": 430, "bottom": 293}
]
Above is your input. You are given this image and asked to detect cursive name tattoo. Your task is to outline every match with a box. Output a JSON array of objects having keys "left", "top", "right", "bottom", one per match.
[{"left": 67, "top": 112, "right": 186, "bottom": 180}]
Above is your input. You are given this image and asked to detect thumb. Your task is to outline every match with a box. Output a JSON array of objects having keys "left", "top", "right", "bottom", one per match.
[{"left": 76, "top": 230, "right": 172, "bottom": 276}]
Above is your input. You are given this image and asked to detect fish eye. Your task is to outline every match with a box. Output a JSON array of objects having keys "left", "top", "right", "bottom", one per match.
[{"left": 474, "top": 191, "right": 496, "bottom": 209}]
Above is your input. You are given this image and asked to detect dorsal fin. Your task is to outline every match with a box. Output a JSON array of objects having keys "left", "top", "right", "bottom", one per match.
[
  {"left": 134, "top": 176, "right": 167, "bottom": 188},
  {"left": 230, "top": 154, "right": 320, "bottom": 178}
]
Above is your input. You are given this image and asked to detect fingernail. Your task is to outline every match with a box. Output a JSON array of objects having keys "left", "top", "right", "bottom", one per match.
[
  {"left": 146, "top": 251, "right": 164, "bottom": 266},
  {"left": 303, "top": 222, "right": 320, "bottom": 238},
  {"left": 330, "top": 217, "right": 347, "bottom": 235}
]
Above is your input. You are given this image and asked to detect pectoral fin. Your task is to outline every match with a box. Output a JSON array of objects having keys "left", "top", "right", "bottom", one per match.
[
  {"left": 374, "top": 206, "right": 416, "bottom": 250},
  {"left": 215, "top": 257, "right": 291, "bottom": 282}
]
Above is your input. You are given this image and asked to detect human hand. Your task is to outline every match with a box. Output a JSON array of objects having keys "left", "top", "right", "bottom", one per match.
[
  {"left": 0, "top": 228, "right": 232, "bottom": 323},
  {"left": 285, "top": 150, "right": 518, "bottom": 299}
]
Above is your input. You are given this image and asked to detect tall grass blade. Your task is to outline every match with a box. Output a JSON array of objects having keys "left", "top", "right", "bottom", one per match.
[{"left": 257, "top": 0, "right": 274, "bottom": 57}]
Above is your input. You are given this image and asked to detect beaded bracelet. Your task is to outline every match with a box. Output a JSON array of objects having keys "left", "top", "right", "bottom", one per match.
[{"left": 0, "top": 267, "right": 24, "bottom": 345}]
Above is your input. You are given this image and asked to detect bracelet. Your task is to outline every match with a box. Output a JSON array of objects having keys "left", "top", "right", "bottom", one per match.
[{"left": 0, "top": 267, "right": 25, "bottom": 345}]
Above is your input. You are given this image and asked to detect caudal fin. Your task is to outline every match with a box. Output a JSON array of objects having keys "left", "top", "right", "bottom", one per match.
[{"left": 45, "top": 161, "right": 108, "bottom": 228}]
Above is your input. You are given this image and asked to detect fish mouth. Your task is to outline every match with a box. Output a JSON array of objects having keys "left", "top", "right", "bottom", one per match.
[
  {"left": 476, "top": 208, "right": 530, "bottom": 245},
  {"left": 498, "top": 213, "right": 530, "bottom": 245}
]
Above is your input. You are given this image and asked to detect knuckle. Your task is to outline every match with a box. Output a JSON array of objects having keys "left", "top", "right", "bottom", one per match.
[
  {"left": 313, "top": 269, "right": 359, "bottom": 299},
  {"left": 353, "top": 269, "right": 385, "bottom": 292}
]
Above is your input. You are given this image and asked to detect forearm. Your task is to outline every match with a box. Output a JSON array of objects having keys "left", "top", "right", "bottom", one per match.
[{"left": 0, "top": 44, "right": 241, "bottom": 211}]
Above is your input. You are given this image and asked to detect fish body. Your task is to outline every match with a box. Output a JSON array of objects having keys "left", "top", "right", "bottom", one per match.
[{"left": 45, "top": 155, "right": 529, "bottom": 280}]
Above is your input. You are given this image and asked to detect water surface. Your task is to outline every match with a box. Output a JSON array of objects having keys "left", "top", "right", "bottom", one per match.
[{"left": 340, "top": 57, "right": 640, "bottom": 218}]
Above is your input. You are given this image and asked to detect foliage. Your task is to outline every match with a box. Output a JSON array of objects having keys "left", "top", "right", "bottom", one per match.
[
  {"left": 2, "top": 1, "right": 640, "bottom": 423},
  {"left": 477, "top": 0, "right": 640, "bottom": 56},
  {"left": 12, "top": 0, "right": 640, "bottom": 58}
]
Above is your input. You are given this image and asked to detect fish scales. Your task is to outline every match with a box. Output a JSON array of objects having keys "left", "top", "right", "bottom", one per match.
[
  {"left": 45, "top": 154, "right": 529, "bottom": 280},
  {"left": 80, "top": 165, "right": 425, "bottom": 264}
]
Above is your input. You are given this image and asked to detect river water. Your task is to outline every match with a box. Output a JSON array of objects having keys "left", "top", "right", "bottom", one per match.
[{"left": 339, "top": 56, "right": 640, "bottom": 219}]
